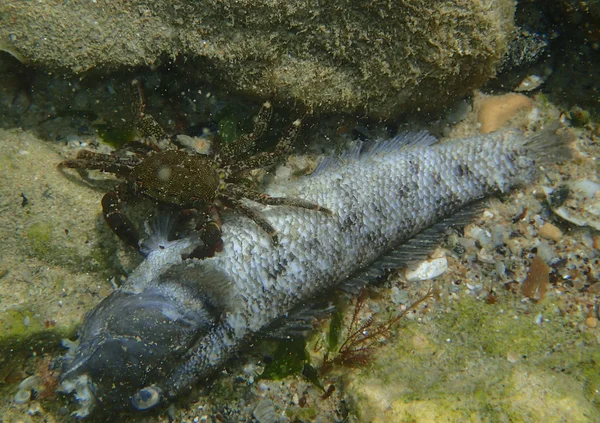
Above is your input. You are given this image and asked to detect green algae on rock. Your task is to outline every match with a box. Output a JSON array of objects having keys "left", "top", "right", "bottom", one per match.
[
  {"left": 345, "top": 285, "right": 600, "bottom": 422},
  {"left": 0, "top": 0, "right": 515, "bottom": 118}
]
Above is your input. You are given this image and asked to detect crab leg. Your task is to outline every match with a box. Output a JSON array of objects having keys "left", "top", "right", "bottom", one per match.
[
  {"left": 226, "top": 118, "right": 301, "bottom": 173},
  {"left": 101, "top": 188, "right": 142, "bottom": 252},
  {"left": 130, "top": 79, "right": 170, "bottom": 144},
  {"left": 183, "top": 205, "right": 224, "bottom": 260},
  {"left": 218, "top": 101, "right": 273, "bottom": 163},
  {"left": 224, "top": 183, "right": 331, "bottom": 214},
  {"left": 219, "top": 193, "right": 280, "bottom": 244},
  {"left": 58, "top": 151, "right": 140, "bottom": 176}
]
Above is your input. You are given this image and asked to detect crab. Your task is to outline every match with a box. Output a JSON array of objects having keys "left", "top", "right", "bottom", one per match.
[{"left": 58, "top": 79, "right": 330, "bottom": 259}]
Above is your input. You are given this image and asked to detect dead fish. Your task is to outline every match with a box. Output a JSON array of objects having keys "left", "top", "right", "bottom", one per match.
[{"left": 58, "top": 125, "right": 569, "bottom": 417}]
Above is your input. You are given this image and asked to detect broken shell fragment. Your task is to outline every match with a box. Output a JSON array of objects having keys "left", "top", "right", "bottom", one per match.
[
  {"left": 13, "top": 375, "right": 42, "bottom": 404},
  {"left": 544, "top": 180, "right": 600, "bottom": 231},
  {"left": 405, "top": 257, "right": 448, "bottom": 282}
]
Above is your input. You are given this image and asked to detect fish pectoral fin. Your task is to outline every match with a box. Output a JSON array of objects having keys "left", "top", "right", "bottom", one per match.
[
  {"left": 264, "top": 301, "right": 336, "bottom": 340},
  {"left": 340, "top": 200, "right": 487, "bottom": 293}
]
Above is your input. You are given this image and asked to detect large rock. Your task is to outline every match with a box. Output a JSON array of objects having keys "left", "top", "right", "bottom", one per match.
[{"left": 0, "top": 0, "right": 516, "bottom": 117}]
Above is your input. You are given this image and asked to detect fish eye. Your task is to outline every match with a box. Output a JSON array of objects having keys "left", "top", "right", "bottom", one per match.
[{"left": 131, "top": 386, "right": 162, "bottom": 410}]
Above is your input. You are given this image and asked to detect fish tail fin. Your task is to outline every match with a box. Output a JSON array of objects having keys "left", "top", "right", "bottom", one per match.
[{"left": 523, "top": 122, "right": 574, "bottom": 165}]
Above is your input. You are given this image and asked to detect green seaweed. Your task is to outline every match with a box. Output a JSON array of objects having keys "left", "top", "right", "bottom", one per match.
[
  {"left": 301, "top": 363, "right": 324, "bottom": 391},
  {"left": 0, "top": 309, "right": 42, "bottom": 341},
  {"left": 217, "top": 115, "right": 239, "bottom": 145},
  {"left": 259, "top": 337, "right": 309, "bottom": 381},
  {"left": 25, "top": 221, "right": 52, "bottom": 253},
  {"left": 440, "top": 295, "right": 547, "bottom": 358},
  {"left": 95, "top": 123, "right": 137, "bottom": 148},
  {"left": 0, "top": 308, "right": 75, "bottom": 389},
  {"left": 286, "top": 404, "right": 319, "bottom": 420},
  {"left": 327, "top": 308, "right": 343, "bottom": 352},
  {"left": 0, "top": 308, "right": 75, "bottom": 352}
]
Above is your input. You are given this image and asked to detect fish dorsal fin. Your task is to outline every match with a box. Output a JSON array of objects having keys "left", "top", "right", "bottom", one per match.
[
  {"left": 311, "top": 131, "right": 439, "bottom": 177},
  {"left": 340, "top": 201, "right": 485, "bottom": 293}
]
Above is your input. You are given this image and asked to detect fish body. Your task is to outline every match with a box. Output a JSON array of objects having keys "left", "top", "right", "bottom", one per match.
[{"left": 59, "top": 127, "right": 566, "bottom": 416}]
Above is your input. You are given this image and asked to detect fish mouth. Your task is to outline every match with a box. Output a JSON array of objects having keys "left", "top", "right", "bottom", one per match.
[
  {"left": 57, "top": 332, "right": 166, "bottom": 416},
  {"left": 59, "top": 371, "right": 163, "bottom": 417},
  {"left": 57, "top": 280, "right": 220, "bottom": 416}
]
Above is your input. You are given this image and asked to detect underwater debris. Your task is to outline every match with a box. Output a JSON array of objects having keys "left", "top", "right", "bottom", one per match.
[
  {"left": 12, "top": 356, "right": 59, "bottom": 406},
  {"left": 522, "top": 255, "right": 550, "bottom": 301},
  {"left": 514, "top": 74, "right": 546, "bottom": 92}
]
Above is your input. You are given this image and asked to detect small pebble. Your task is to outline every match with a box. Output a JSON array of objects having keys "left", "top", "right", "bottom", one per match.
[
  {"left": 477, "top": 248, "right": 495, "bottom": 264},
  {"left": 253, "top": 399, "right": 278, "bottom": 423},
  {"left": 506, "top": 351, "right": 520, "bottom": 363},
  {"left": 514, "top": 74, "right": 544, "bottom": 92},
  {"left": 539, "top": 222, "right": 562, "bottom": 242},
  {"left": 457, "top": 237, "right": 475, "bottom": 249},
  {"left": 391, "top": 286, "right": 409, "bottom": 305},
  {"left": 593, "top": 235, "right": 600, "bottom": 250},
  {"left": 585, "top": 317, "right": 598, "bottom": 328},
  {"left": 495, "top": 261, "right": 506, "bottom": 278},
  {"left": 465, "top": 225, "right": 492, "bottom": 247},
  {"left": 535, "top": 241, "right": 557, "bottom": 262},
  {"left": 491, "top": 224, "right": 508, "bottom": 247},
  {"left": 17, "top": 375, "right": 41, "bottom": 391},
  {"left": 28, "top": 402, "right": 42, "bottom": 415}
]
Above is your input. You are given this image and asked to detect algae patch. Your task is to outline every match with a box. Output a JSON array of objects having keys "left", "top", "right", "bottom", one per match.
[
  {"left": 346, "top": 293, "right": 600, "bottom": 421},
  {"left": 0, "top": 308, "right": 72, "bottom": 354},
  {"left": 0, "top": 309, "right": 43, "bottom": 341},
  {"left": 25, "top": 221, "right": 52, "bottom": 255},
  {"left": 0, "top": 308, "right": 73, "bottom": 382},
  {"left": 24, "top": 220, "right": 111, "bottom": 275}
]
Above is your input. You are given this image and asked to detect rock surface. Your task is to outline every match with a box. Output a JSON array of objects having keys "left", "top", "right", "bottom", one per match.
[
  {"left": 0, "top": 128, "right": 120, "bottom": 393},
  {"left": 0, "top": 0, "right": 516, "bottom": 117}
]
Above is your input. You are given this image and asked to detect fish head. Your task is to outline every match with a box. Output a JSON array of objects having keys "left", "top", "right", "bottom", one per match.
[{"left": 58, "top": 282, "right": 219, "bottom": 417}]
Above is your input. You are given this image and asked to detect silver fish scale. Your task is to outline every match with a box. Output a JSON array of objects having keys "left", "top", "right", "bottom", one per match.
[
  {"left": 222, "top": 135, "right": 527, "bottom": 317},
  {"left": 164, "top": 130, "right": 538, "bottom": 393}
]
